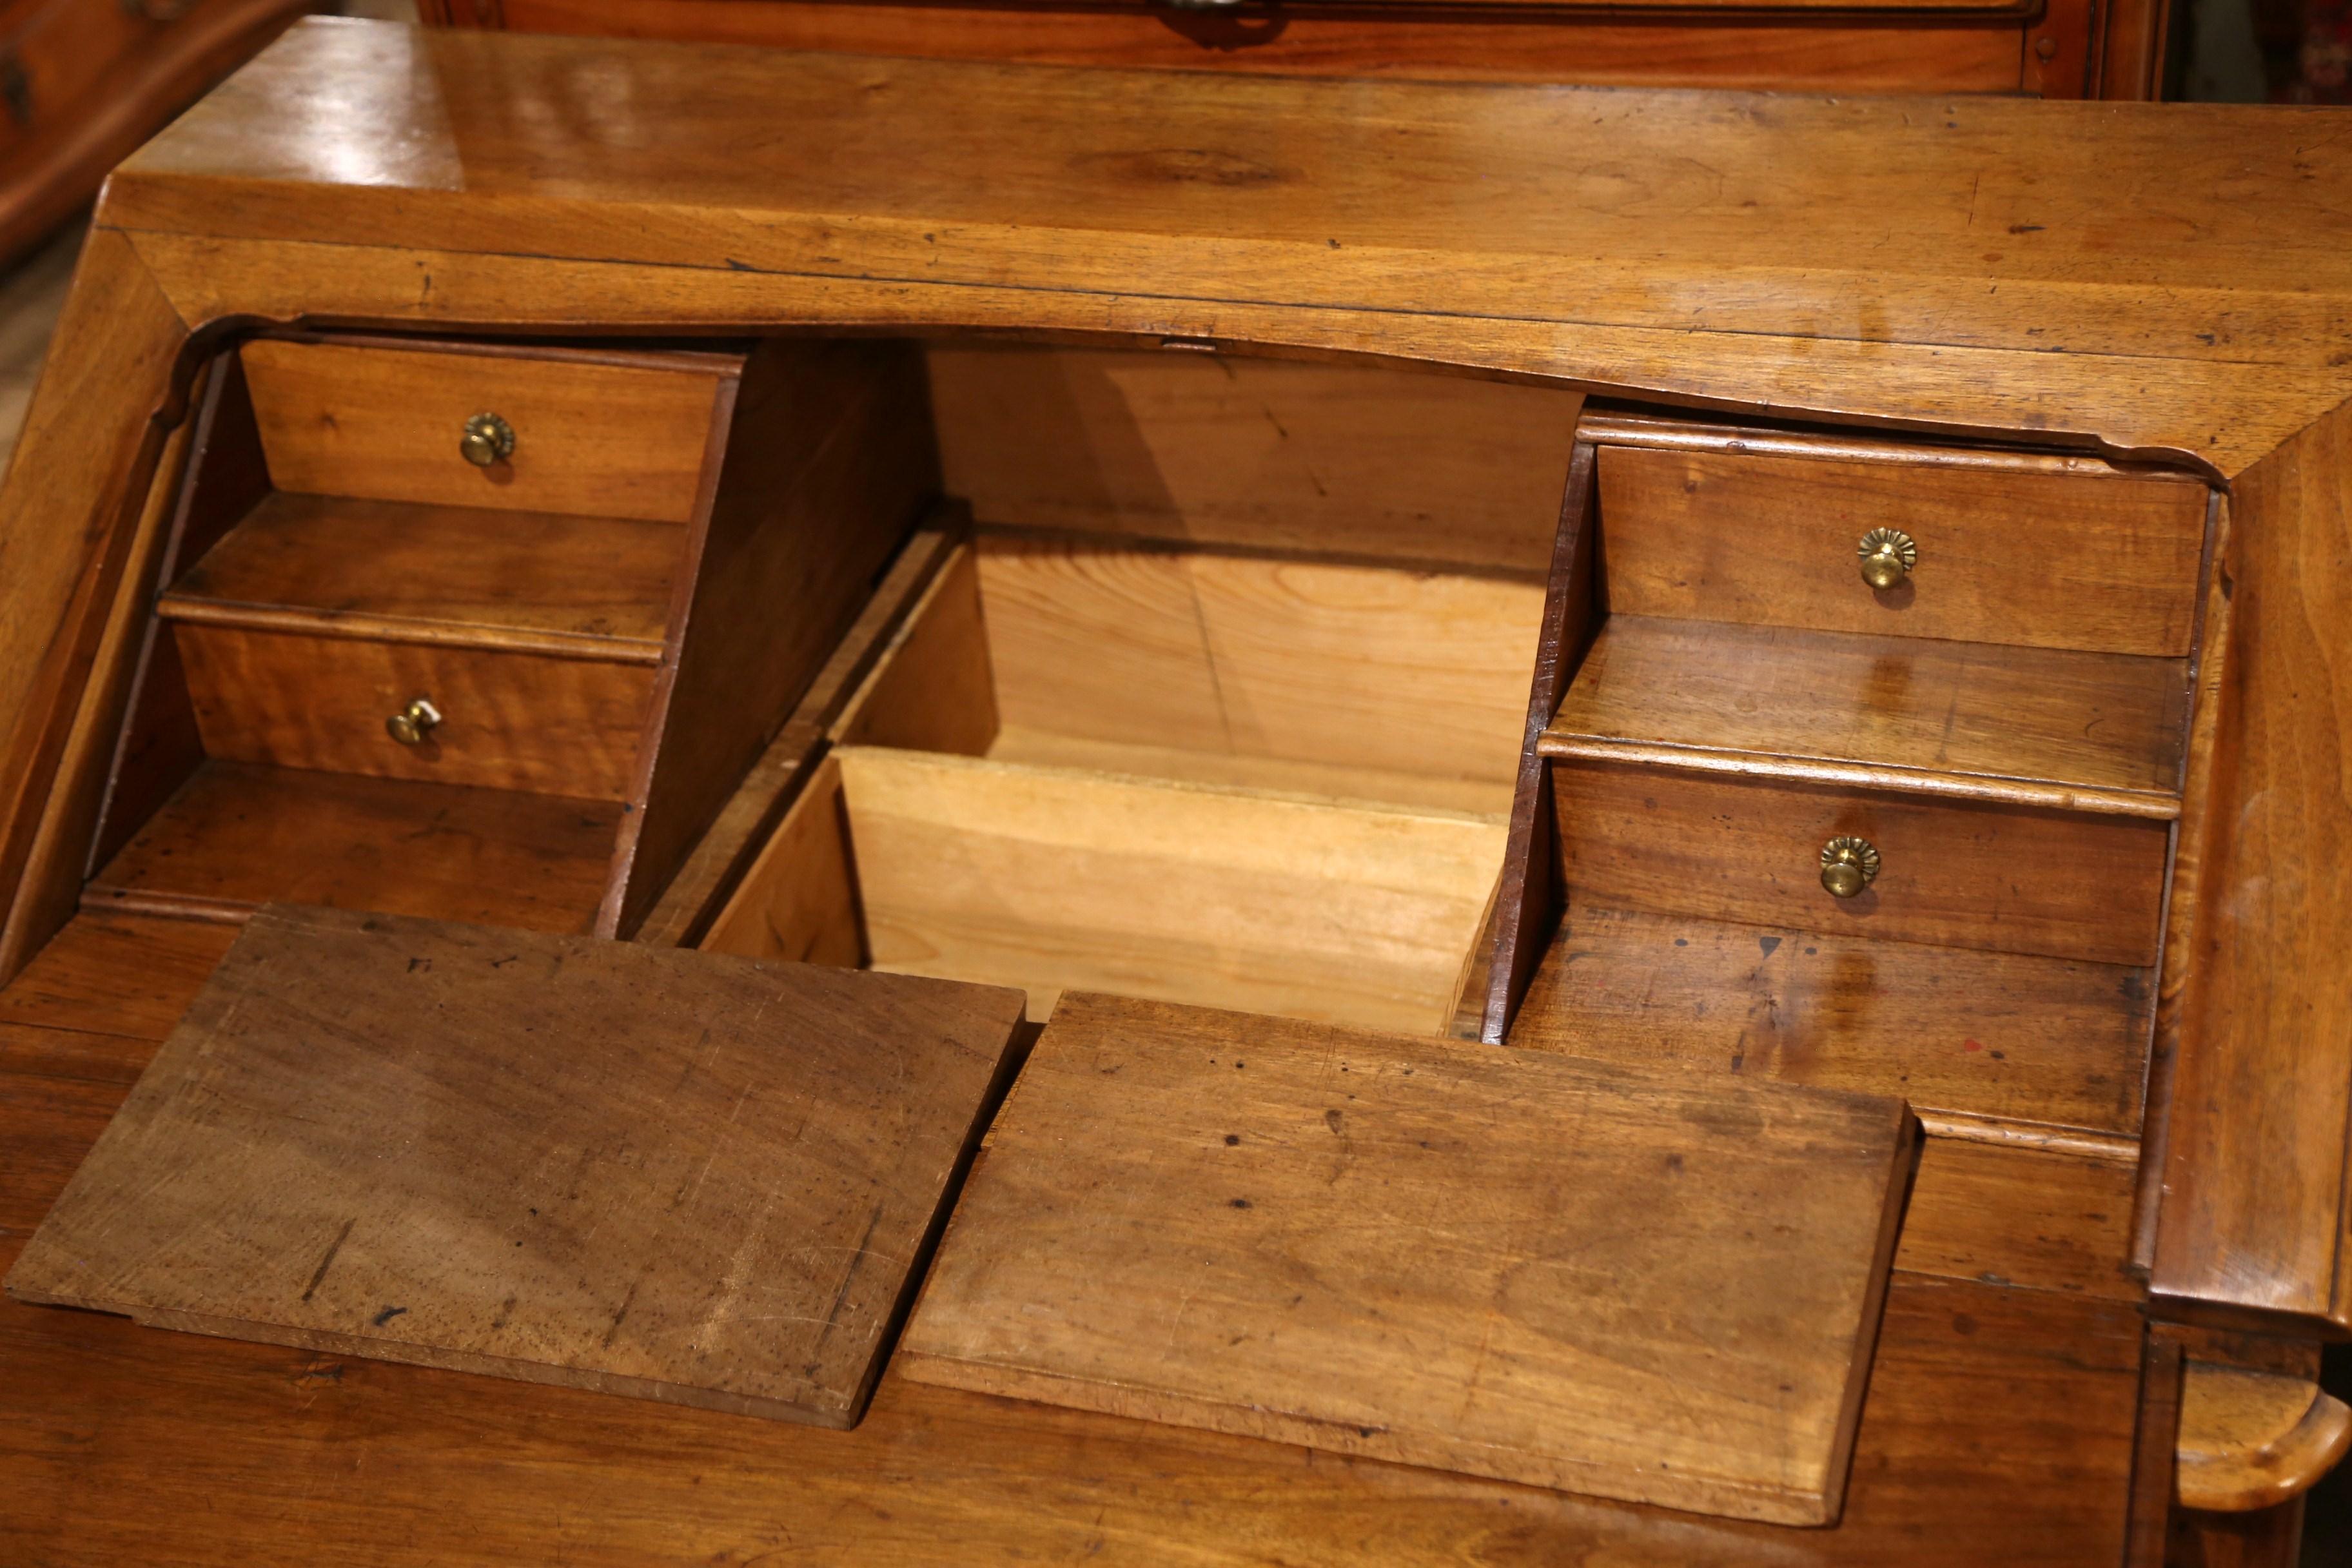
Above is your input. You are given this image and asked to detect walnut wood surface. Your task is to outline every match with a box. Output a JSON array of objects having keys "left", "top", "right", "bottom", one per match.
[
  {"left": 604, "top": 339, "right": 932, "bottom": 938},
  {"left": 162, "top": 491, "right": 681, "bottom": 660},
  {"left": 173, "top": 622, "right": 657, "bottom": 800},
  {"left": 239, "top": 337, "right": 727, "bottom": 524},
  {"left": 2155, "top": 397, "right": 2352, "bottom": 1336},
  {"left": 903, "top": 991, "right": 1914, "bottom": 1525},
  {"left": 929, "top": 346, "right": 1578, "bottom": 574},
  {"left": 86, "top": 760, "right": 622, "bottom": 932},
  {"left": 0, "top": 910, "right": 239, "bottom": 1041},
  {"left": 1507, "top": 902, "right": 2148, "bottom": 1137},
  {"left": 0, "top": 910, "right": 2144, "bottom": 1564},
  {"left": 6, "top": 906, "right": 1026, "bottom": 1425},
  {"left": 462, "top": 0, "right": 2059, "bottom": 95},
  {"left": 1596, "top": 444, "right": 2209, "bottom": 657},
  {"left": 2173, "top": 1364, "right": 2352, "bottom": 1513},
  {"left": 1553, "top": 761, "right": 2170, "bottom": 967},
  {"left": 1544, "top": 614, "right": 2189, "bottom": 813}
]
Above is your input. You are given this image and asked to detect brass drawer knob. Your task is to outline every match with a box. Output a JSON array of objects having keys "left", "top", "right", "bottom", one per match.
[
  {"left": 386, "top": 696, "right": 442, "bottom": 746},
  {"left": 1857, "top": 527, "right": 1917, "bottom": 589},
  {"left": 1819, "top": 836, "right": 1880, "bottom": 899},
  {"left": 459, "top": 411, "right": 515, "bottom": 467}
]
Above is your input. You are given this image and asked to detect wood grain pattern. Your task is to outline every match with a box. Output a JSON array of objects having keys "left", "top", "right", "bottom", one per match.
[
  {"left": 1894, "top": 1136, "right": 2138, "bottom": 1300},
  {"left": 930, "top": 347, "right": 1578, "bottom": 574},
  {"left": 473, "top": 0, "right": 2040, "bottom": 94},
  {"left": 1545, "top": 614, "right": 2188, "bottom": 812},
  {"left": 1596, "top": 445, "right": 2210, "bottom": 656},
  {"left": 0, "top": 912, "right": 238, "bottom": 1042},
  {"left": 603, "top": 338, "right": 934, "bottom": 939},
  {"left": 239, "top": 337, "right": 727, "bottom": 524},
  {"left": 0, "top": 227, "right": 187, "bottom": 990},
  {"left": 700, "top": 750, "right": 863, "bottom": 970},
  {"left": 2173, "top": 1364, "right": 2352, "bottom": 1513},
  {"left": 86, "top": 760, "right": 622, "bottom": 933},
  {"left": 903, "top": 990, "right": 1915, "bottom": 1525},
  {"left": 1506, "top": 902, "right": 2150, "bottom": 1136},
  {"left": 1553, "top": 760, "right": 2170, "bottom": 966},
  {"left": 6, "top": 906, "right": 1026, "bottom": 1426},
  {"left": 162, "top": 491, "right": 683, "bottom": 660},
  {"left": 834, "top": 540, "right": 1001, "bottom": 757},
  {"left": 2154, "top": 398, "right": 2352, "bottom": 1337},
  {"left": 633, "top": 522, "right": 963, "bottom": 949},
  {"left": 173, "top": 622, "right": 656, "bottom": 800},
  {"left": 974, "top": 536, "right": 1545, "bottom": 789},
  {"left": 1481, "top": 439, "right": 1595, "bottom": 1043},
  {"left": 838, "top": 745, "right": 1506, "bottom": 1034}
]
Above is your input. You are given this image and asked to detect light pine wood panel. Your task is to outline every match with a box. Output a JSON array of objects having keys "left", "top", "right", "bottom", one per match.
[
  {"left": 1507, "top": 903, "right": 2149, "bottom": 1135},
  {"left": 700, "top": 751, "right": 864, "bottom": 969},
  {"left": 837, "top": 746, "right": 1506, "bottom": 1035},
  {"left": 6, "top": 906, "right": 1026, "bottom": 1426},
  {"left": 1545, "top": 614, "right": 2188, "bottom": 807},
  {"left": 86, "top": 760, "right": 622, "bottom": 932},
  {"left": 975, "top": 536, "right": 1545, "bottom": 788},
  {"left": 634, "top": 522, "right": 965, "bottom": 949},
  {"left": 986, "top": 729, "right": 1516, "bottom": 818},
  {"left": 239, "top": 338, "right": 727, "bottom": 524},
  {"left": 173, "top": 623, "right": 656, "bottom": 800},
  {"left": 1596, "top": 446, "right": 2208, "bottom": 656},
  {"left": 903, "top": 992, "right": 1914, "bottom": 1525},
  {"left": 930, "top": 347, "right": 1578, "bottom": 574},
  {"left": 164, "top": 491, "right": 682, "bottom": 658},
  {"left": 1553, "top": 760, "right": 2170, "bottom": 966},
  {"left": 0, "top": 912, "right": 237, "bottom": 1041},
  {"left": 834, "top": 542, "right": 1000, "bottom": 757}
]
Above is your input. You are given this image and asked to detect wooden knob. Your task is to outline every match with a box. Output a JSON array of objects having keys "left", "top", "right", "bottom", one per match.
[
  {"left": 1857, "top": 528, "right": 1917, "bottom": 590},
  {"left": 1819, "top": 836, "right": 1880, "bottom": 899},
  {"left": 459, "top": 412, "right": 514, "bottom": 467},
  {"left": 386, "top": 696, "right": 442, "bottom": 746}
]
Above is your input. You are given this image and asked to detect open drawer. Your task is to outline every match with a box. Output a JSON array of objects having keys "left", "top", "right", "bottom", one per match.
[{"left": 700, "top": 536, "right": 1547, "bottom": 1035}]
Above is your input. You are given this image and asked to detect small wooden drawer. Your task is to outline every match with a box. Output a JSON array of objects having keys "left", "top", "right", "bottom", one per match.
[
  {"left": 1596, "top": 441, "right": 2208, "bottom": 656},
  {"left": 1553, "top": 760, "right": 2169, "bottom": 966},
  {"left": 240, "top": 338, "right": 732, "bottom": 523},
  {"left": 172, "top": 623, "right": 658, "bottom": 800}
]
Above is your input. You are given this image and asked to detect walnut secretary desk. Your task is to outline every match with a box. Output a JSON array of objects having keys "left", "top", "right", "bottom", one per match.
[{"left": 1, "top": 17, "right": 2349, "bottom": 1566}]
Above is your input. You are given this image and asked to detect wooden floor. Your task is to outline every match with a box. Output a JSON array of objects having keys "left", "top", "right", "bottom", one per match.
[{"left": 0, "top": 906, "right": 2159, "bottom": 1564}]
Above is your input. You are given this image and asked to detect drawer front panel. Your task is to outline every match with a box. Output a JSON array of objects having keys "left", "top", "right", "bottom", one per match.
[
  {"left": 1597, "top": 446, "right": 2207, "bottom": 656},
  {"left": 175, "top": 625, "right": 656, "bottom": 800},
  {"left": 241, "top": 339, "right": 729, "bottom": 523},
  {"left": 1553, "top": 760, "right": 2168, "bottom": 965}
]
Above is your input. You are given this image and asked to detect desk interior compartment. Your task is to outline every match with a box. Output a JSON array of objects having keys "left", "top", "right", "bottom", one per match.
[
  {"left": 1484, "top": 408, "right": 2217, "bottom": 1146},
  {"left": 84, "top": 334, "right": 936, "bottom": 937},
  {"left": 700, "top": 343, "right": 1582, "bottom": 1035}
]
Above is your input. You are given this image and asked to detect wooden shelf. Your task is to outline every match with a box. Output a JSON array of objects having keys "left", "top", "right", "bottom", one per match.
[
  {"left": 86, "top": 761, "right": 623, "bottom": 933},
  {"left": 1539, "top": 614, "right": 2188, "bottom": 818},
  {"left": 159, "top": 492, "right": 681, "bottom": 663},
  {"left": 1507, "top": 901, "right": 2150, "bottom": 1141}
]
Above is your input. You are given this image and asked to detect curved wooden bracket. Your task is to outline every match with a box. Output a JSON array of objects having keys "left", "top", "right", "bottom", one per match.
[{"left": 2175, "top": 1362, "right": 2352, "bottom": 1513}]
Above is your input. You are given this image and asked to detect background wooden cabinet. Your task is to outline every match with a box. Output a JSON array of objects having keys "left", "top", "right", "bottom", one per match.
[{"left": 420, "top": 0, "right": 2170, "bottom": 98}]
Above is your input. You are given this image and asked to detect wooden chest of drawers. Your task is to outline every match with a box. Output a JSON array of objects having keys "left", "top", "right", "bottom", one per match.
[{"left": 4, "top": 23, "right": 2351, "bottom": 1568}]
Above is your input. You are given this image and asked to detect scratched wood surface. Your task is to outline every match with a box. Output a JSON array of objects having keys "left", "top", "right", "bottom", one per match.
[
  {"left": 0, "top": 908, "right": 2148, "bottom": 1564},
  {"left": 901, "top": 991, "right": 1916, "bottom": 1525},
  {"left": 5, "top": 905, "right": 1026, "bottom": 1425}
]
